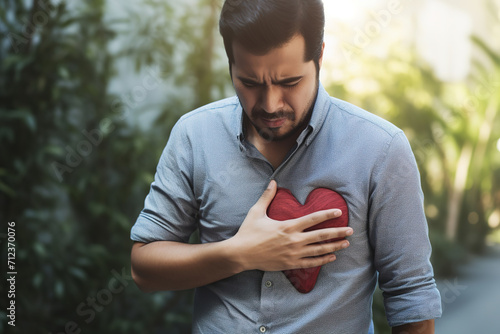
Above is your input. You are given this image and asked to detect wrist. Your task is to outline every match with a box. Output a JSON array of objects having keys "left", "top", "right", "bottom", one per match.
[{"left": 220, "top": 236, "right": 247, "bottom": 274}]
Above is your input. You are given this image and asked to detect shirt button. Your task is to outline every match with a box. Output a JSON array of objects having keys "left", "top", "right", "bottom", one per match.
[
  {"left": 259, "top": 326, "right": 267, "bottom": 333},
  {"left": 265, "top": 280, "right": 273, "bottom": 288}
]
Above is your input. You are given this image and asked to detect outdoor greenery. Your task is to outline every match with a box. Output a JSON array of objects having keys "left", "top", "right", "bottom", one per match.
[{"left": 1, "top": 0, "right": 499, "bottom": 333}]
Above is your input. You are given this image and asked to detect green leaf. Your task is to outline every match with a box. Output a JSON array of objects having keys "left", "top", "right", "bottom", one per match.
[
  {"left": 34, "top": 243, "right": 47, "bottom": 257},
  {"left": 0, "top": 109, "right": 37, "bottom": 132},
  {"left": 33, "top": 273, "right": 43, "bottom": 288},
  {"left": 55, "top": 280, "right": 65, "bottom": 298},
  {"left": 0, "top": 181, "right": 16, "bottom": 197},
  {"left": 60, "top": 17, "right": 79, "bottom": 28},
  {"left": 58, "top": 66, "right": 70, "bottom": 79},
  {"left": 42, "top": 145, "right": 65, "bottom": 157},
  {"left": 89, "top": 202, "right": 107, "bottom": 215},
  {"left": 471, "top": 35, "right": 500, "bottom": 67},
  {"left": 69, "top": 266, "right": 87, "bottom": 280}
]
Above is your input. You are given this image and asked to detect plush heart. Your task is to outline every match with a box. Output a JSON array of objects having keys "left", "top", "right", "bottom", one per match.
[{"left": 266, "top": 187, "right": 349, "bottom": 293}]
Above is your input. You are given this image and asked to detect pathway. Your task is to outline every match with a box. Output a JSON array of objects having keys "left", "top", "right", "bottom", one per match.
[{"left": 435, "top": 243, "right": 500, "bottom": 334}]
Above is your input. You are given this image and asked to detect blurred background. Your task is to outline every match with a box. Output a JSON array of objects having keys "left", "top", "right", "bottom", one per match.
[{"left": 1, "top": 0, "right": 499, "bottom": 333}]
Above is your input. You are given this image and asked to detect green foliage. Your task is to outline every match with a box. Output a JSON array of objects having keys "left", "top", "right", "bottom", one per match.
[
  {"left": 0, "top": 1, "right": 193, "bottom": 333},
  {"left": 372, "top": 286, "right": 391, "bottom": 334},
  {"left": 429, "top": 233, "right": 468, "bottom": 278},
  {"left": 121, "top": 0, "right": 232, "bottom": 111}
]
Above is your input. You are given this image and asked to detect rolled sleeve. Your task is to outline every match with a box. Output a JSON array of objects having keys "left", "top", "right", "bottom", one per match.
[
  {"left": 369, "top": 131, "right": 442, "bottom": 326},
  {"left": 131, "top": 120, "right": 198, "bottom": 244}
]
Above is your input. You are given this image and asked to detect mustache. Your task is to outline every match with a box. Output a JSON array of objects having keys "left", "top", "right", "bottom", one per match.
[{"left": 251, "top": 108, "right": 296, "bottom": 120}]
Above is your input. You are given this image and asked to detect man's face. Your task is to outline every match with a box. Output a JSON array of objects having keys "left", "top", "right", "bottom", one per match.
[{"left": 231, "top": 34, "right": 323, "bottom": 142}]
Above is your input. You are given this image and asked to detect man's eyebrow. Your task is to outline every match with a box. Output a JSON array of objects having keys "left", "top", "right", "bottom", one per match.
[{"left": 236, "top": 76, "right": 304, "bottom": 85}]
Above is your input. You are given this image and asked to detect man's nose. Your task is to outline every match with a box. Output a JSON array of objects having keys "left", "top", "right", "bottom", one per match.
[{"left": 260, "top": 85, "right": 284, "bottom": 114}]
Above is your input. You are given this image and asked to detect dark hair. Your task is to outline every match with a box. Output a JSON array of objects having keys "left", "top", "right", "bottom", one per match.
[{"left": 219, "top": 0, "right": 325, "bottom": 68}]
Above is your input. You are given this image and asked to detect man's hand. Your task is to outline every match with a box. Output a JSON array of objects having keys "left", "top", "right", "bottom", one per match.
[{"left": 227, "top": 180, "right": 353, "bottom": 272}]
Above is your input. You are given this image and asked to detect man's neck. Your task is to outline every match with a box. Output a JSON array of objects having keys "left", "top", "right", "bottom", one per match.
[{"left": 246, "top": 124, "right": 302, "bottom": 170}]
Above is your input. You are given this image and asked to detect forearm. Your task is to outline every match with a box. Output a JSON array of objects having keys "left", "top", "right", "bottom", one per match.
[
  {"left": 392, "top": 319, "right": 434, "bottom": 334},
  {"left": 131, "top": 240, "right": 243, "bottom": 292}
]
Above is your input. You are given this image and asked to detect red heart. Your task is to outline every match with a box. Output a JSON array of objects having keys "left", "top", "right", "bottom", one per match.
[{"left": 266, "top": 187, "right": 349, "bottom": 293}]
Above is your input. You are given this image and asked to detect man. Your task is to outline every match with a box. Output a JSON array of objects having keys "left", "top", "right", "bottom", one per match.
[{"left": 130, "top": 0, "right": 442, "bottom": 333}]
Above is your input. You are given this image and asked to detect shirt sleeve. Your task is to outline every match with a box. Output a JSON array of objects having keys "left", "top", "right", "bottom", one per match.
[
  {"left": 368, "top": 131, "right": 442, "bottom": 327},
  {"left": 130, "top": 120, "right": 198, "bottom": 243}
]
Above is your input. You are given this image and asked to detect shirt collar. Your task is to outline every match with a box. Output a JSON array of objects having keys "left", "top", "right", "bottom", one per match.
[
  {"left": 235, "top": 81, "right": 330, "bottom": 147},
  {"left": 304, "top": 81, "right": 330, "bottom": 146}
]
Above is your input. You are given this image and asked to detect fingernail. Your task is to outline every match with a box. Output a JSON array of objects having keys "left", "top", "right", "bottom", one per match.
[
  {"left": 334, "top": 209, "right": 342, "bottom": 216},
  {"left": 267, "top": 180, "right": 274, "bottom": 189},
  {"left": 343, "top": 241, "right": 350, "bottom": 248},
  {"left": 346, "top": 228, "right": 353, "bottom": 236}
]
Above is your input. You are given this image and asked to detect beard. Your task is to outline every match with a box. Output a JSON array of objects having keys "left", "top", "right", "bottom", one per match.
[{"left": 243, "top": 79, "right": 319, "bottom": 142}]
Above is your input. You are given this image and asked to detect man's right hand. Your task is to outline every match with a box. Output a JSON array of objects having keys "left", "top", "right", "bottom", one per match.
[
  {"left": 227, "top": 180, "right": 353, "bottom": 272},
  {"left": 131, "top": 180, "right": 352, "bottom": 292}
]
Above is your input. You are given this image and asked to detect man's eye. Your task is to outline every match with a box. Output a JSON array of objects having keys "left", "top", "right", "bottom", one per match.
[
  {"left": 282, "top": 81, "right": 300, "bottom": 88},
  {"left": 242, "top": 82, "right": 257, "bottom": 88}
]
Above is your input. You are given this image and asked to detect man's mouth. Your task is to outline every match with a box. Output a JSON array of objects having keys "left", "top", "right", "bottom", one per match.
[{"left": 261, "top": 118, "right": 287, "bottom": 128}]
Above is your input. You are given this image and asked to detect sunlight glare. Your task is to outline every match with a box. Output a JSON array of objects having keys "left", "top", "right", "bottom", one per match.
[
  {"left": 324, "top": 1, "right": 359, "bottom": 22},
  {"left": 324, "top": 0, "right": 385, "bottom": 23}
]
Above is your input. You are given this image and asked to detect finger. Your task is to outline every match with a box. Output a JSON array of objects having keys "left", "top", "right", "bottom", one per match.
[
  {"left": 253, "top": 180, "right": 277, "bottom": 213},
  {"left": 300, "top": 239, "right": 350, "bottom": 258},
  {"left": 292, "top": 208, "right": 343, "bottom": 231},
  {"left": 302, "top": 227, "right": 353, "bottom": 245},
  {"left": 294, "top": 253, "right": 338, "bottom": 269}
]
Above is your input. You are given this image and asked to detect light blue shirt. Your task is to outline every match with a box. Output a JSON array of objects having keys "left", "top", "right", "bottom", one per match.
[{"left": 131, "top": 83, "right": 442, "bottom": 333}]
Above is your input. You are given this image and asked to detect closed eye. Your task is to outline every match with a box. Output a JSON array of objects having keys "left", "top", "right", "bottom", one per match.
[
  {"left": 281, "top": 81, "right": 300, "bottom": 89},
  {"left": 241, "top": 80, "right": 301, "bottom": 89},
  {"left": 277, "top": 76, "right": 303, "bottom": 89},
  {"left": 242, "top": 81, "right": 259, "bottom": 88},
  {"left": 237, "top": 76, "right": 303, "bottom": 89}
]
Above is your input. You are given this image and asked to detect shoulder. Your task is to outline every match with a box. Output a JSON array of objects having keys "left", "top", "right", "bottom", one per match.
[
  {"left": 327, "top": 96, "right": 402, "bottom": 139},
  {"left": 166, "top": 95, "right": 241, "bottom": 148},
  {"left": 316, "top": 93, "right": 412, "bottom": 160},
  {"left": 176, "top": 95, "right": 240, "bottom": 126}
]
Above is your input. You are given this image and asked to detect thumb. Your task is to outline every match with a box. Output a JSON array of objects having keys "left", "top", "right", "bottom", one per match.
[{"left": 255, "top": 180, "right": 277, "bottom": 212}]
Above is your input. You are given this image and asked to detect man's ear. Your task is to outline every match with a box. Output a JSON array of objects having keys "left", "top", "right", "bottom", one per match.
[{"left": 318, "top": 42, "right": 325, "bottom": 69}]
